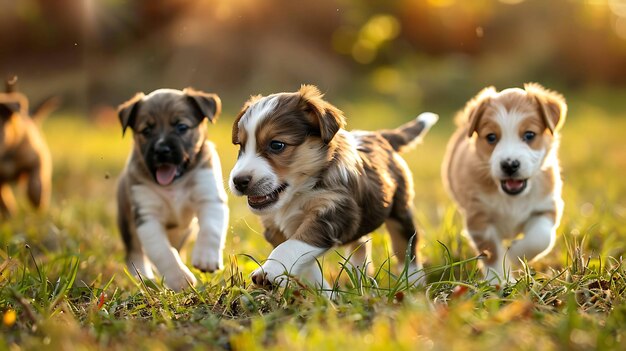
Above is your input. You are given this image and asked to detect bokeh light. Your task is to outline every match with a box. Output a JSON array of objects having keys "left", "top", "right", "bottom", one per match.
[{"left": 609, "top": 0, "right": 626, "bottom": 17}]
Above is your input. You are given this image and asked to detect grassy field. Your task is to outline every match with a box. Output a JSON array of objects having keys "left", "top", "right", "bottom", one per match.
[{"left": 1, "top": 91, "right": 626, "bottom": 350}]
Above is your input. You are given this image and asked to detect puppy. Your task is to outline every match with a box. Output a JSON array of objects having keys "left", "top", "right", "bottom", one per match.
[
  {"left": 442, "top": 83, "right": 566, "bottom": 282},
  {"left": 117, "top": 88, "right": 229, "bottom": 291},
  {"left": 229, "top": 85, "right": 438, "bottom": 290},
  {"left": 0, "top": 77, "right": 55, "bottom": 217}
]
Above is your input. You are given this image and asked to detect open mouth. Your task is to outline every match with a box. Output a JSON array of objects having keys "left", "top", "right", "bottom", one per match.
[
  {"left": 247, "top": 184, "right": 288, "bottom": 210},
  {"left": 155, "top": 164, "right": 182, "bottom": 186},
  {"left": 500, "top": 179, "right": 527, "bottom": 195}
]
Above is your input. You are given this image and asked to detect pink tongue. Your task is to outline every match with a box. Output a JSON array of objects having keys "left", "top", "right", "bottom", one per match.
[
  {"left": 505, "top": 179, "right": 524, "bottom": 190},
  {"left": 156, "top": 165, "right": 177, "bottom": 185},
  {"left": 248, "top": 195, "right": 268, "bottom": 204}
]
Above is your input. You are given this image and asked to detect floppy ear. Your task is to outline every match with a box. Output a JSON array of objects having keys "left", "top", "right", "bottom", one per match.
[
  {"left": 118, "top": 92, "right": 145, "bottom": 136},
  {"left": 0, "top": 100, "right": 20, "bottom": 120},
  {"left": 298, "top": 84, "right": 345, "bottom": 144},
  {"left": 524, "top": 83, "right": 567, "bottom": 134},
  {"left": 232, "top": 94, "right": 262, "bottom": 145},
  {"left": 183, "top": 87, "right": 221, "bottom": 124},
  {"left": 466, "top": 86, "right": 496, "bottom": 138}
]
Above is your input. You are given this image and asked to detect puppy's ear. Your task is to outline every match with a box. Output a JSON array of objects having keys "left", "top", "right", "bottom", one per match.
[
  {"left": 525, "top": 83, "right": 567, "bottom": 134},
  {"left": 466, "top": 86, "right": 496, "bottom": 138},
  {"left": 118, "top": 92, "right": 145, "bottom": 136},
  {"left": 232, "top": 94, "right": 262, "bottom": 145},
  {"left": 0, "top": 101, "right": 20, "bottom": 119},
  {"left": 299, "top": 85, "right": 345, "bottom": 144},
  {"left": 183, "top": 88, "right": 221, "bottom": 124}
]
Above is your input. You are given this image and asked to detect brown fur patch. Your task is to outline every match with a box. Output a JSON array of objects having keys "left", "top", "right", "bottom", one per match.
[
  {"left": 525, "top": 83, "right": 567, "bottom": 134},
  {"left": 0, "top": 87, "right": 53, "bottom": 217}
]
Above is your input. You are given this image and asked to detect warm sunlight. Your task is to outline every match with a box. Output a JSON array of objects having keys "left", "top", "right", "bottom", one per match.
[{"left": 1, "top": 1, "right": 626, "bottom": 350}]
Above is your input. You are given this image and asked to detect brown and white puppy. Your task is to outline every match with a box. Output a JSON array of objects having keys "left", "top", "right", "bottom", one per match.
[
  {"left": 229, "top": 85, "right": 438, "bottom": 290},
  {"left": 442, "top": 83, "right": 566, "bottom": 282},
  {"left": 0, "top": 77, "right": 55, "bottom": 217},
  {"left": 117, "top": 88, "right": 229, "bottom": 291}
]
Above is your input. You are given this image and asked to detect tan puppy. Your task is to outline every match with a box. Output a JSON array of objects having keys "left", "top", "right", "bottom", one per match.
[
  {"left": 0, "top": 77, "right": 55, "bottom": 217},
  {"left": 117, "top": 88, "right": 229, "bottom": 291},
  {"left": 229, "top": 85, "right": 438, "bottom": 290},
  {"left": 442, "top": 83, "right": 566, "bottom": 282}
]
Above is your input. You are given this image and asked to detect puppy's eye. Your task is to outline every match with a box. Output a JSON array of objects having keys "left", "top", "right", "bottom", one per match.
[
  {"left": 486, "top": 133, "right": 498, "bottom": 144},
  {"left": 269, "top": 141, "right": 285, "bottom": 153},
  {"left": 176, "top": 123, "right": 190, "bottom": 134},
  {"left": 522, "top": 131, "right": 536, "bottom": 142},
  {"left": 141, "top": 127, "right": 152, "bottom": 137}
]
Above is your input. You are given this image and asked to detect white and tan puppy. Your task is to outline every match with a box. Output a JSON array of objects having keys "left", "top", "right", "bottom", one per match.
[
  {"left": 117, "top": 88, "right": 229, "bottom": 291},
  {"left": 229, "top": 85, "right": 438, "bottom": 291},
  {"left": 442, "top": 83, "right": 566, "bottom": 282}
]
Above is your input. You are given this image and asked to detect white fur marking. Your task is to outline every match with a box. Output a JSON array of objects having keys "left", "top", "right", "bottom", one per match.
[
  {"left": 191, "top": 163, "right": 229, "bottom": 272},
  {"left": 229, "top": 96, "right": 280, "bottom": 196},
  {"left": 417, "top": 112, "right": 439, "bottom": 130},
  {"left": 491, "top": 109, "right": 546, "bottom": 183},
  {"left": 509, "top": 215, "right": 556, "bottom": 263},
  {"left": 251, "top": 240, "right": 327, "bottom": 286}
]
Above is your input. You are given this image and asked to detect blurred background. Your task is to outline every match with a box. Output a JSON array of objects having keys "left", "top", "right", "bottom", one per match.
[
  {"left": 1, "top": 0, "right": 625, "bottom": 279},
  {"left": 2, "top": 0, "right": 626, "bottom": 120}
]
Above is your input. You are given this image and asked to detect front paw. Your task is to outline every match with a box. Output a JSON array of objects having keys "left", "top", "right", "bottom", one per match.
[
  {"left": 163, "top": 265, "right": 197, "bottom": 291},
  {"left": 250, "top": 261, "right": 289, "bottom": 287},
  {"left": 483, "top": 266, "right": 515, "bottom": 285},
  {"left": 192, "top": 245, "right": 223, "bottom": 273}
]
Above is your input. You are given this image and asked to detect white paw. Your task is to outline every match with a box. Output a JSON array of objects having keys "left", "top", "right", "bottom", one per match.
[
  {"left": 191, "top": 245, "right": 223, "bottom": 273},
  {"left": 250, "top": 261, "right": 289, "bottom": 287},
  {"left": 483, "top": 266, "right": 514, "bottom": 285},
  {"left": 406, "top": 263, "right": 427, "bottom": 287},
  {"left": 126, "top": 253, "right": 155, "bottom": 280},
  {"left": 163, "top": 265, "right": 197, "bottom": 292}
]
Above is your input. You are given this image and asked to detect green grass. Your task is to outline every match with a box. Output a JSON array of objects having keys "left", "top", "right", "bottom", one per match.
[{"left": 2, "top": 91, "right": 626, "bottom": 350}]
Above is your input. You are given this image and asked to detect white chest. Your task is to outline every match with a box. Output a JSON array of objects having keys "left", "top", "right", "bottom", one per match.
[
  {"left": 478, "top": 187, "right": 555, "bottom": 238},
  {"left": 131, "top": 177, "right": 197, "bottom": 229}
]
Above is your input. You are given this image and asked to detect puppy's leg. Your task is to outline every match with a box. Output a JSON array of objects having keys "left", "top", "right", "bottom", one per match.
[
  {"left": 250, "top": 198, "right": 354, "bottom": 288},
  {"left": 345, "top": 236, "right": 372, "bottom": 280},
  {"left": 26, "top": 165, "right": 50, "bottom": 210},
  {"left": 118, "top": 179, "right": 154, "bottom": 279},
  {"left": 251, "top": 239, "right": 327, "bottom": 287},
  {"left": 386, "top": 216, "right": 425, "bottom": 287},
  {"left": 467, "top": 225, "right": 510, "bottom": 283},
  {"left": 191, "top": 166, "right": 229, "bottom": 273},
  {"left": 0, "top": 183, "right": 16, "bottom": 217},
  {"left": 137, "top": 219, "right": 197, "bottom": 291},
  {"left": 302, "top": 262, "right": 332, "bottom": 297},
  {"left": 126, "top": 248, "right": 155, "bottom": 280},
  {"left": 508, "top": 213, "right": 557, "bottom": 267}
]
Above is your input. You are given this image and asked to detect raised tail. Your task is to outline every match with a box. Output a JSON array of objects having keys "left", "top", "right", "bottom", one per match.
[
  {"left": 31, "top": 96, "right": 61, "bottom": 123},
  {"left": 381, "top": 112, "right": 439, "bottom": 152}
]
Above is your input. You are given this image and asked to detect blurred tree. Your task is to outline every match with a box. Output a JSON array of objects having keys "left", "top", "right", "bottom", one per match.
[{"left": 0, "top": 0, "right": 624, "bottom": 115}]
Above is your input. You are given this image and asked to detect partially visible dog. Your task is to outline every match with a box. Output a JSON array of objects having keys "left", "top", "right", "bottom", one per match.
[
  {"left": 229, "top": 85, "right": 438, "bottom": 290},
  {"left": 117, "top": 88, "right": 229, "bottom": 291},
  {"left": 0, "top": 76, "right": 56, "bottom": 217},
  {"left": 442, "top": 83, "right": 566, "bottom": 282}
]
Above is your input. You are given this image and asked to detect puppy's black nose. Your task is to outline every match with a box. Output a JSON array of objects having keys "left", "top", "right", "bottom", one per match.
[
  {"left": 155, "top": 143, "right": 172, "bottom": 157},
  {"left": 500, "top": 159, "right": 520, "bottom": 176},
  {"left": 233, "top": 175, "right": 252, "bottom": 193}
]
